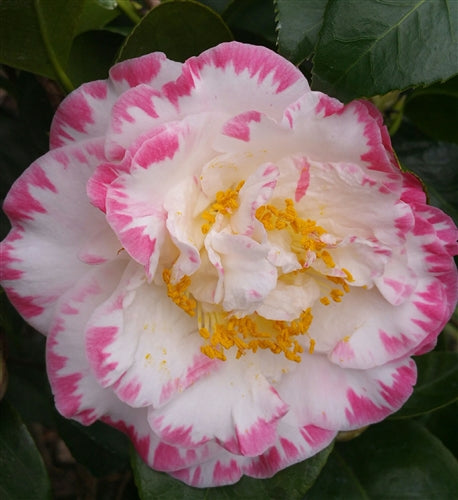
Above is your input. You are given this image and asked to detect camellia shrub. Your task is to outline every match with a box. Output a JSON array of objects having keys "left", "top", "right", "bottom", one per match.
[{"left": 0, "top": 1, "right": 457, "bottom": 498}]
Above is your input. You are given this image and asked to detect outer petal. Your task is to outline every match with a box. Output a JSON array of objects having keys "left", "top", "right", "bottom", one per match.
[
  {"left": 0, "top": 139, "right": 112, "bottom": 333},
  {"left": 109, "top": 51, "right": 182, "bottom": 94},
  {"left": 277, "top": 353, "right": 416, "bottom": 431},
  {"left": 85, "top": 262, "right": 218, "bottom": 409},
  {"left": 49, "top": 81, "right": 115, "bottom": 148},
  {"left": 147, "top": 362, "right": 288, "bottom": 456},
  {"left": 162, "top": 42, "right": 310, "bottom": 122},
  {"left": 47, "top": 260, "right": 128, "bottom": 424}
]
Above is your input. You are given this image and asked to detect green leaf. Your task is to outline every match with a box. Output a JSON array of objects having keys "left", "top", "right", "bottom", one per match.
[
  {"left": 404, "top": 76, "right": 458, "bottom": 144},
  {"left": 76, "top": 0, "right": 122, "bottom": 35},
  {"left": 312, "top": 0, "right": 458, "bottom": 101},
  {"left": 118, "top": 0, "right": 233, "bottom": 62},
  {"left": 223, "top": 0, "right": 276, "bottom": 47},
  {"left": 0, "top": 400, "right": 52, "bottom": 500},
  {"left": 391, "top": 351, "right": 458, "bottom": 419},
  {"left": 275, "top": 0, "right": 327, "bottom": 64},
  {"left": 196, "top": 0, "right": 231, "bottom": 13},
  {"left": 424, "top": 401, "right": 458, "bottom": 459},
  {"left": 0, "top": 0, "right": 90, "bottom": 91},
  {"left": 55, "top": 416, "right": 130, "bottom": 477},
  {"left": 67, "top": 30, "right": 125, "bottom": 86},
  {"left": 305, "top": 420, "right": 458, "bottom": 499},
  {"left": 392, "top": 123, "right": 458, "bottom": 223},
  {"left": 132, "top": 442, "right": 334, "bottom": 499}
]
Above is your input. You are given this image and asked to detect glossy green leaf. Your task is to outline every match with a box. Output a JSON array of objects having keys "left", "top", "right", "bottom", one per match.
[
  {"left": 118, "top": 0, "right": 232, "bottom": 62},
  {"left": 275, "top": 0, "right": 327, "bottom": 64},
  {"left": 305, "top": 420, "right": 458, "bottom": 499},
  {"left": 312, "top": 0, "right": 458, "bottom": 101},
  {"left": 424, "top": 401, "right": 458, "bottom": 459},
  {"left": 0, "top": 0, "right": 87, "bottom": 91},
  {"left": 404, "top": 76, "right": 458, "bottom": 144},
  {"left": 197, "top": 0, "right": 231, "bottom": 13},
  {"left": 76, "top": 0, "right": 121, "bottom": 35},
  {"left": 392, "top": 123, "right": 458, "bottom": 223},
  {"left": 68, "top": 30, "right": 125, "bottom": 86},
  {"left": 0, "top": 400, "right": 52, "bottom": 500},
  {"left": 132, "top": 442, "right": 334, "bottom": 499},
  {"left": 391, "top": 351, "right": 458, "bottom": 419},
  {"left": 55, "top": 416, "right": 130, "bottom": 477},
  {"left": 223, "top": 0, "right": 276, "bottom": 47}
]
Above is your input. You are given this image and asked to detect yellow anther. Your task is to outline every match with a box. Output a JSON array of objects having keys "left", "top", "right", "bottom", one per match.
[
  {"left": 200, "top": 181, "right": 245, "bottom": 234},
  {"left": 309, "top": 338, "right": 316, "bottom": 354},
  {"left": 162, "top": 268, "right": 196, "bottom": 316},
  {"left": 197, "top": 308, "right": 313, "bottom": 363},
  {"left": 330, "top": 288, "right": 344, "bottom": 302},
  {"left": 320, "top": 296, "right": 331, "bottom": 306}
]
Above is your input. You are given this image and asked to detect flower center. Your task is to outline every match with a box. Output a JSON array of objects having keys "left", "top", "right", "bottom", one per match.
[{"left": 162, "top": 181, "right": 354, "bottom": 363}]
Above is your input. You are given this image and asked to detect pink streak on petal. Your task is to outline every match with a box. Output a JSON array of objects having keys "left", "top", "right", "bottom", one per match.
[
  {"left": 379, "top": 330, "right": 412, "bottom": 357},
  {"left": 134, "top": 129, "right": 180, "bottom": 168},
  {"left": 280, "top": 437, "right": 299, "bottom": 460},
  {"left": 152, "top": 442, "right": 197, "bottom": 471},
  {"left": 222, "top": 111, "right": 261, "bottom": 141},
  {"left": 315, "top": 93, "right": 344, "bottom": 117},
  {"left": 331, "top": 340, "right": 356, "bottom": 362},
  {"left": 379, "top": 361, "right": 416, "bottom": 408},
  {"left": 87, "top": 163, "right": 119, "bottom": 212},
  {"left": 153, "top": 417, "right": 208, "bottom": 448},
  {"left": 111, "top": 85, "right": 160, "bottom": 134},
  {"left": 3, "top": 288, "right": 45, "bottom": 319},
  {"left": 86, "top": 325, "right": 120, "bottom": 380},
  {"left": 236, "top": 418, "right": 277, "bottom": 456},
  {"left": 213, "top": 459, "right": 241, "bottom": 484},
  {"left": 4, "top": 165, "right": 57, "bottom": 221},
  {"left": 113, "top": 376, "right": 141, "bottom": 403},
  {"left": 110, "top": 52, "right": 165, "bottom": 87},
  {"left": 295, "top": 162, "right": 310, "bottom": 202},
  {"left": 300, "top": 425, "right": 335, "bottom": 448}
]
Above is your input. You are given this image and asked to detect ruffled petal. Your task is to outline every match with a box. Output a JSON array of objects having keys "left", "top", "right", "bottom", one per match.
[
  {"left": 50, "top": 81, "right": 115, "bottom": 148},
  {"left": 162, "top": 42, "right": 309, "bottom": 122},
  {"left": 277, "top": 354, "right": 416, "bottom": 430},
  {"left": 148, "top": 361, "right": 288, "bottom": 456},
  {"left": 85, "top": 262, "right": 217, "bottom": 408},
  {"left": 0, "top": 139, "right": 110, "bottom": 333},
  {"left": 47, "top": 260, "right": 128, "bottom": 424}
]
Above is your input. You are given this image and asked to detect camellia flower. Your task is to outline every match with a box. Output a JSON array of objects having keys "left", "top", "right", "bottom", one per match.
[{"left": 1, "top": 42, "right": 457, "bottom": 487}]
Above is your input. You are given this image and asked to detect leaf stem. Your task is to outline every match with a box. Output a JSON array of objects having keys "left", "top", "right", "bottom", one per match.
[
  {"left": 117, "top": 0, "right": 142, "bottom": 24},
  {"left": 34, "top": 0, "right": 74, "bottom": 93}
]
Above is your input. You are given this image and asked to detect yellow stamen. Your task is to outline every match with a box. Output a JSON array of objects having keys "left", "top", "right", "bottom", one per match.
[
  {"left": 198, "top": 309, "right": 313, "bottom": 363},
  {"left": 200, "top": 181, "right": 245, "bottom": 234},
  {"left": 162, "top": 268, "right": 196, "bottom": 316}
]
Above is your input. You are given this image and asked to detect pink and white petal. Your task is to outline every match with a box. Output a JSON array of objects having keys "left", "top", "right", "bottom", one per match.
[
  {"left": 47, "top": 260, "right": 128, "bottom": 424},
  {"left": 277, "top": 353, "right": 416, "bottom": 431},
  {"left": 246, "top": 421, "right": 336, "bottom": 479},
  {"left": 148, "top": 362, "right": 288, "bottom": 456},
  {"left": 162, "top": 42, "right": 309, "bottom": 122},
  {"left": 282, "top": 93, "right": 398, "bottom": 180},
  {"left": 50, "top": 81, "right": 116, "bottom": 148},
  {"left": 257, "top": 278, "right": 320, "bottom": 322},
  {"left": 169, "top": 449, "right": 249, "bottom": 487},
  {"left": 0, "top": 139, "right": 109, "bottom": 333},
  {"left": 85, "top": 264, "right": 218, "bottom": 408},
  {"left": 105, "top": 84, "right": 175, "bottom": 160},
  {"left": 169, "top": 421, "right": 335, "bottom": 487},
  {"left": 231, "top": 162, "right": 279, "bottom": 237},
  {"left": 206, "top": 229, "right": 277, "bottom": 313},
  {"left": 109, "top": 51, "right": 182, "bottom": 93},
  {"left": 313, "top": 280, "right": 447, "bottom": 369}
]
